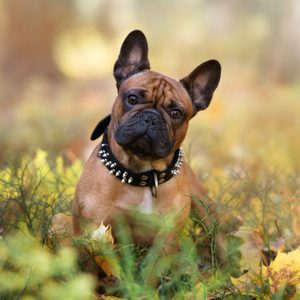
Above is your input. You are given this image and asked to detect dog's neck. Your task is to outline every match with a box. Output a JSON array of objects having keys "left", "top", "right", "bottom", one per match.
[{"left": 97, "top": 128, "right": 184, "bottom": 192}]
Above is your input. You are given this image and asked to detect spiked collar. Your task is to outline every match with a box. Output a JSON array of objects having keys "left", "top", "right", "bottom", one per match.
[
  {"left": 91, "top": 114, "right": 184, "bottom": 195},
  {"left": 97, "top": 132, "right": 184, "bottom": 190}
]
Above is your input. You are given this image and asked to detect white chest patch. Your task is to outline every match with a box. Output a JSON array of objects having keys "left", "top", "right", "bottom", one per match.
[{"left": 138, "top": 188, "right": 153, "bottom": 214}]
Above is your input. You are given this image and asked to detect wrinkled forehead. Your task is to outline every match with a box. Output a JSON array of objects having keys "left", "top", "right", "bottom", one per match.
[{"left": 119, "top": 70, "right": 193, "bottom": 110}]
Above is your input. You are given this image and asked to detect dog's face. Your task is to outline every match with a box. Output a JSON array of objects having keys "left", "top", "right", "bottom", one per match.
[
  {"left": 92, "top": 30, "right": 221, "bottom": 160},
  {"left": 113, "top": 71, "right": 194, "bottom": 158}
]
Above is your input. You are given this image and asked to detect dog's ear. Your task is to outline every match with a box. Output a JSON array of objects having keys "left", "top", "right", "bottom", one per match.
[
  {"left": 90, "top": 114, "right": 111, "bottom": 140},
  {"left": 113, "top": 30, "right": 150, "bottom": 88},
  {"left": 180, "top": 60, "right": 221, "bottom": 113}
]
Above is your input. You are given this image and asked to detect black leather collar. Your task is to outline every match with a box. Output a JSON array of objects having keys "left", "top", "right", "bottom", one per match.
[
  {"left": 97, "top": 132, "right": 184, "bottom": 188},
  {"left": 91, "top": 115, "right": 184, "bottom": 191}
]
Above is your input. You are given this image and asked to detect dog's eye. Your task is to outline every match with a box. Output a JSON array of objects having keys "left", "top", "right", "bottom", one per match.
[
  {"left": 170, "top": 109, "right": 182, "bottom": 119},
  {"left": 127, "top": 94, "right": 138, "bottom": 105}
]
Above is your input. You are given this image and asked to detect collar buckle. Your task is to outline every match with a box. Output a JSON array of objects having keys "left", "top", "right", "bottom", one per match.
[{"left": 151, "top": 172, "right": 159, "bottom": 198}]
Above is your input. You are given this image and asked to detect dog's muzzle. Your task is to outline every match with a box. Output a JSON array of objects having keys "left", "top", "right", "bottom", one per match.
[{"left": 115, "top": 109, "right": 172, "bottom": 158}]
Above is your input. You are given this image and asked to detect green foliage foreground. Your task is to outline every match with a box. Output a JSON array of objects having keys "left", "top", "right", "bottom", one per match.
[
  {"left": 0, "top": 150, "right": 299, "bottom": 299},
  {"left": 0, "top": 151, "right": 95, "bottom": 299}
]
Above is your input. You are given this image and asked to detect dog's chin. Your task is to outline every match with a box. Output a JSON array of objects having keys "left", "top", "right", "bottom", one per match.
[
  {"left": 116, "top": 135, "right": 172, "bottom": 160},
  {"left": 129, "top": 144, "right": 170, "bottom": 160}
]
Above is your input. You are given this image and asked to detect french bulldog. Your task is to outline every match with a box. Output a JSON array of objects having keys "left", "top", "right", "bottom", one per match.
[{"left": 73, "top": 30, "right": 221, "bottom": 255}]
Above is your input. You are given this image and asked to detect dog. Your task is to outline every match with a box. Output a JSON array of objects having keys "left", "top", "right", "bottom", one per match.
[{"left": 73, "top": 30, "right": 221, "bottom": 256}]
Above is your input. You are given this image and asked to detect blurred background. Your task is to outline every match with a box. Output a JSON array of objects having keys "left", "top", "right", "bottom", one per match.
[
  {"left": 0, "top": 0, "right": 299, "bottom": 172},
  {"left": 1, "top": 3, "right": 300, "bottom": 293}
]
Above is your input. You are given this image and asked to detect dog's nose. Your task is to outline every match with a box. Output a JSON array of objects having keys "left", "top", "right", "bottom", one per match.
[{"left": 141, "top": 110, "right": 161, "bottom": 127}]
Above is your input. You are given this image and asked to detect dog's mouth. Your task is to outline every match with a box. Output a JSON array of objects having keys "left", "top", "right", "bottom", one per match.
[
  {"left": 126, "top": 134, "right": 171, "bottom": 158},
  {"left": 115, "top": 110, "right": 172, "bottom": 159}
]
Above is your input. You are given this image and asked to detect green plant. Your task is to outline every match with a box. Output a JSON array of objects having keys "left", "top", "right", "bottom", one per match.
[
  {"left": 0, "top": 149, "right": 299, "bottom": 299},
  {"left": 0, "top": 232, "right": 95, "bottom": 300}
]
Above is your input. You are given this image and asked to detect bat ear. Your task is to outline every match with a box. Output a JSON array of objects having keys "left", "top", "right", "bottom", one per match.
[
  {"left": 113, "top": 30, "right": 150, "bottom": 89},
  {"left": 180, "top": 60, "right": 221, "bottom": 113},
  {"left": 90, "top": 114, "right": 111, "bottom": 140}
]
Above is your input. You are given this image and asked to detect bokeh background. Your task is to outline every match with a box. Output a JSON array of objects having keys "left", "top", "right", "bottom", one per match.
[
  {"left": 0, "top": 0, "right": 299, "bottom": 171},
  {"left": 1, "top": 1, "right": 300, "bottom": 297}
]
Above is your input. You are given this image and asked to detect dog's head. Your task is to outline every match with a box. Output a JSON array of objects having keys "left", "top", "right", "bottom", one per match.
[{"left": 92, "top": 30, "right": 221, "bottom": 160}]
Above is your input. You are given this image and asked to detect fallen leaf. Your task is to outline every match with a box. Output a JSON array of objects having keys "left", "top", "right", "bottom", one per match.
[
  {"left": 231, "top": 247, "right": 300, "bottom": 299},
  {"left": 91, "top": 222, "right": 120, "bottom": 278},
  {"left": 262, "top": 247, "right": 300, "bottom": 294}
]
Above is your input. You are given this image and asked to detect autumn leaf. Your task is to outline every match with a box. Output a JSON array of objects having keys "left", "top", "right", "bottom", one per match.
[
  {"left": 263, "top": 247, "right": 300, "bottom": 294},
  {"left": 91, "top": 222, "right": 120, "bottom": 278},
  {"left": 231, "top": 247, "right": 300, "bottom": 299},
  {"left": 231, "top": 270, "right": 265, "bottom": 298}
]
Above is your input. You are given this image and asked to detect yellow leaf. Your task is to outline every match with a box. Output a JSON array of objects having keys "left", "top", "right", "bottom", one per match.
[
  {"left": 94, "top": 256, "right": 120, "bottom": 278},
  {"left": 231, "top": 272, "right": 263, "bottom": 298},
  {"left": 262, "top": 247, "right": 300, "bottom": 294},
  {"left": 55, "top": 156, "right": 64, "bottom": 176},
  {"left": 91, "top": 222, "right": 120, "bottom": 278},
  {"left": 231, "top": 247, "right": 300, "bottom": 298},
  {"left": 33, "top": 149, "right": 49, "bottom": 168}
]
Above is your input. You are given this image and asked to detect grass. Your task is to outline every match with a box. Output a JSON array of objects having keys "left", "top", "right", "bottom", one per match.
[{"left": 0, "top": 81, "right": 299, "bottom": 299}]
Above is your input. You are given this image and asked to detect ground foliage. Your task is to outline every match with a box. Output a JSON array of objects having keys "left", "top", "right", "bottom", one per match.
[
  {"left": 1, "top": 63, "right": 300, "bottom": 300},
  {"left": 0, "top": 147, "right": 299, "bottom": 299}
]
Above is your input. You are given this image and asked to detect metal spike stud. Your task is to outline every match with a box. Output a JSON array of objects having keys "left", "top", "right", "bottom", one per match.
[
  {"left": 116, "top": 171, "right": 121, "bottom": 176},
  {"left": 101, "top": 159, "right": 107, "bottom": 163},
  {"left": 105, "top": 161, "right": 112, "bottom": 166},
  {"left": 121, "top": 178, "right": 127, "bottom": 183},
  {"left": 109, "top": 169, "right": 115, "bottom": 174},
  {"left": 128, "top": 177, "right": 133, "bottom": 184}
]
